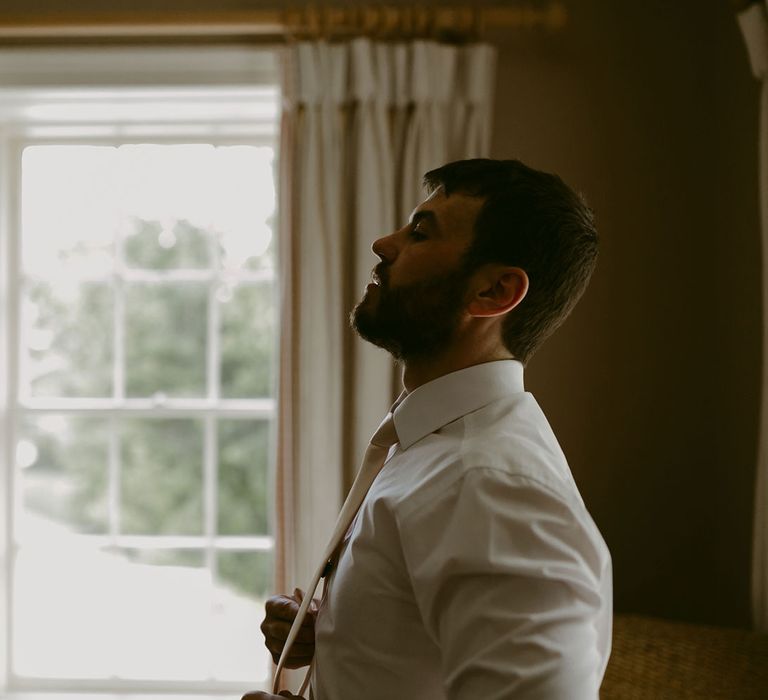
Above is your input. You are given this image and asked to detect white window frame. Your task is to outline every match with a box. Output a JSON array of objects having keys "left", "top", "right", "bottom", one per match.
[{"left": 0, "top": 47, "right": 282, "bottom": 700}]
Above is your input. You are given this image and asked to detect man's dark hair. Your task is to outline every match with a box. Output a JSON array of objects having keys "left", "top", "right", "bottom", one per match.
[{"left": 423, "top": 158, "right": 599, "bottom": 365}]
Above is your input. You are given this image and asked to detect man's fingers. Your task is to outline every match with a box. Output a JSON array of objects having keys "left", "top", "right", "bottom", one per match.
[
  {"left": 264, "top": 636, "right": 314, "bottom": 656},
  {"left": 265, "top": 595, "right": 319, "bottom": 624},
  {"left": 268, "top": 640, "right": 313, "bottom": 665},
  {"left": 260, "top": 618, "right": 315, "bottom": 642},
  {"left": 264, "top": 595, "right": 301, "bottom": 621},
  {"left": 261, "top": 618, "right": 316, "bottom": 644}
]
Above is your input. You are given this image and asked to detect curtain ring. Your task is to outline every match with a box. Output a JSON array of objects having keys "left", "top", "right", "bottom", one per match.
[
  {"left": 352, "top": 3, "right": 364, "bottom": 38},
  {"left": 459, "top": 6, "right": 474, "bottom": 43},
  {"left": 402, "top": 5, "right": 413, "bottom": 39},
  {"left": 412, "top": 5, "right": 429, "bottom": 39},
  {"left": 382, "top": 5, "right": 398, "bottom": 40},
  {"left": 362, "top": 4, "right": 378, "bottom": 38},
  {"left": 328, "top": 5, "right": 348, "bottom": 39},
  {"left": 472, "top": 3, "right": 485, "bottom": 40},
  {"left": 282, "top": 5, "right": 295, "bottom": 43},
  {"left": 305, "top": 3, "right": 321, "bottom": 40},
  {"left": 319, "top": 3, "right": 329, "bottom": 40},
  {"left": 373, "top": 3, "right": 386, "bottom": 39}
]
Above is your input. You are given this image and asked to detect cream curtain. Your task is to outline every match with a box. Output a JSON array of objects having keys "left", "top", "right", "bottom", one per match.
[
  {"left": 737, "top": 1, "right": 768, "bottom": 631},
  {"left": 274, "top": 37, "right": 497, "bottom": 609}
]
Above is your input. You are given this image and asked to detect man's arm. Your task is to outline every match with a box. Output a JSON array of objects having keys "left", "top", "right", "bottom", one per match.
[{"left": 398, "top": 468, "right": 612, "bottom": 699}]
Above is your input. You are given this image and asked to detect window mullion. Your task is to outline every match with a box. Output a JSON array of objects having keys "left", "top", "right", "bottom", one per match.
[
  {"left": 108, "top": 415, "right": 121, "bottom": 541},
  {"left": 114, "top": 210, "right": 126, "bottom": 404},
  {"left": 203, "top": 413, "right": 217, "bottom": 682},
  {"left": 111, "top": 191, "right": 127, "bottom": 546},
  {"left": 205, "top": 231, "right": 221, "bottom": 629},
  {"left": 204, "top": 415, "right": 218, "bottom": 566}
]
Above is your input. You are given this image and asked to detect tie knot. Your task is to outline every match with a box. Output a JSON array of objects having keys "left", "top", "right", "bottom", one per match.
[{"left": 370, "top": 411, "right": 398, "bottom": 448}]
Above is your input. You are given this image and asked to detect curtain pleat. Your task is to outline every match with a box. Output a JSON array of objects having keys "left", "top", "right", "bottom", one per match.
[
  {"left": 737, "top": 1, "right": 768, "bottom": 632},
  {"left": 275, "top": 38, "right": 497, "bottom": 638}
]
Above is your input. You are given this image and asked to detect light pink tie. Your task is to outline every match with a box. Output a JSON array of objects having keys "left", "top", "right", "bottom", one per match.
[{"left": 273, "top": 404, "right": 402, "bottom": 696}]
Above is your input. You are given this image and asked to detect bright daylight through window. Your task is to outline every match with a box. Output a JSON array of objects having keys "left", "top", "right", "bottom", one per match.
[{"left": 2, "top": 80, "right": 279, "bottom": 693}]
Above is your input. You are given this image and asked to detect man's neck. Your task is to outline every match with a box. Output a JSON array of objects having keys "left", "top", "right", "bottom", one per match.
[{"left": 400, "top": 345, "right": 515, "bottom": 393}]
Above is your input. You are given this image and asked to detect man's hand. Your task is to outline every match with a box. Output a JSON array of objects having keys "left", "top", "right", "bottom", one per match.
[
  {"left": 260, "top": 587, "right": 319, "bottom": 669},
  {"left": 241, "top": 692, "right": 305, "bottom": 699}
]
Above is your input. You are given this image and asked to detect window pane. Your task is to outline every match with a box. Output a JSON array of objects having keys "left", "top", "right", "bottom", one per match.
[
  {"left": 117, "top": 143, "right": 220, "bottom": 245},
  {"left": 125, "top": 283, "right": 207, "bottom": 398},
  {"left": 215, "top": 145, "right": 275, "bottom": 273},
  {"left": 213, "top": 550, "right": 273, "bottom": 681},
  {"left": 220, "top": 283, "right": 275, "bottom": 399},
  {"left": 17, "top": 414, "right": 110, "bottom": 537},
  {"left": 243, "top": 217, "right": 276, "bottom": 273},
  {"left": 14, "top": 543, "right": 120, "bottom": 678},
  {"left": 124, "top": 217, "right": 211, "bottom": 270},
  {"left": 22, "top": 280, "right": 113, "bottom": 398},
  {"left": 218, "top": 419, "right": 271, "bottom": 535},
  {"left": 218, "top": 549, "right": 273, "bottom": 598},
  {"left": 112, "top": 547, "right": 210, "bottom": 680},
  {"left": 13, "top": 545, "right": 211, "bottom": 680},
  {"left": 21, "top": 145, "right": 117, "bottom": 280},
  {"left": 16, "top": 544, "right": 274, "bottom": 680},
  {"left": 120, "top": 418, "right": 203, "bottom": 535}
]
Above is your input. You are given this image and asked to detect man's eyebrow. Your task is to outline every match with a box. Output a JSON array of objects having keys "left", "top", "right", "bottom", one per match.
[{"left": 408, "top": 209, "right": 441, "bottom": 230}]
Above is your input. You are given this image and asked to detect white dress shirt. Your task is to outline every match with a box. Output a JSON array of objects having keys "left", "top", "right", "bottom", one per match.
[{"left": 311, "top": 360, "right": 612, "bottom": 699}]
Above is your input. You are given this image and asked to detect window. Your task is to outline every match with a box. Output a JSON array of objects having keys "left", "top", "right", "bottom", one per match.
[{"left": 0, "top": 49, "right": 280, "bottom": 697}]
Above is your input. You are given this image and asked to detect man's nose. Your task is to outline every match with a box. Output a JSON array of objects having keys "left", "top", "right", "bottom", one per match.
[{"left": 371, "top": 231, "right": 397, "bottom": 262}]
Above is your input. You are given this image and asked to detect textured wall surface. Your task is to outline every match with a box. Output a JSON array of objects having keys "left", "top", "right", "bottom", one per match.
[{"left": 490, "top": 0, "right": 761, "bottom": 628}]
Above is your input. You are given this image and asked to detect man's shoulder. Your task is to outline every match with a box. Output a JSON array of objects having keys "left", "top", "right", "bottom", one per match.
[
  {"left": 461, "top": 391, "right": 574, "bottom": 488},
  {"left": 386, "top": 391, "right": 582, "bottom": 519}
]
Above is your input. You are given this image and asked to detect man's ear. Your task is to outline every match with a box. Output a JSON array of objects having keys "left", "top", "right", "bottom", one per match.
[{"left": 466, "top": 266, "right": 529, "bottom": 318}]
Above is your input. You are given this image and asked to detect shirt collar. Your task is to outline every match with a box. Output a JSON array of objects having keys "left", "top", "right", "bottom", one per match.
[{"left": 392, "top": 360, "right": 525, "bottom": 450}]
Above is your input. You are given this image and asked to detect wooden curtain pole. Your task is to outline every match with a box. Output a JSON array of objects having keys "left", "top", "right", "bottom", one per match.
[{"left": 0, "top": 3, "right": 567, "bottom": 41}]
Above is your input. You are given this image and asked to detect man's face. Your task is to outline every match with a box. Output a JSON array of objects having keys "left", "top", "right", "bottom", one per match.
[{"left": 351, "top": 188, "right": 484, "bottom": 361}]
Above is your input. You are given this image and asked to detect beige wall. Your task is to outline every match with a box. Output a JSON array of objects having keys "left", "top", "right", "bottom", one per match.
[
  {"left": 489, "top": 0, "right": 760, "bottom": 628},
  {"left": 2, "top": 0, "right": 761, "bottom": 628}
]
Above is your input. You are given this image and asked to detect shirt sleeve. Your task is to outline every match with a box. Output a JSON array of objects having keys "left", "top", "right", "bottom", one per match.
[{"left": 397, "top": 467, "right": 611, "bottom": 700}]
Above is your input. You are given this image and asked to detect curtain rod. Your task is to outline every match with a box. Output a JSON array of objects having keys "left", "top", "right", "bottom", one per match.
[{"left": 0, "top": 3, "right": 567, "bottom": 41}]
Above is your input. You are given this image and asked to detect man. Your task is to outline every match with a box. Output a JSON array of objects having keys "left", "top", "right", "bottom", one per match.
[{"left": 245, "top": 158, "right": 612, "bottom": 699}]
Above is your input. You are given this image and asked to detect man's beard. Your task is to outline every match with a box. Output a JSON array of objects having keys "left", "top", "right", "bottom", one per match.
[{"left": 350, "top": 264, "right": 471, "bottom": 362}]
